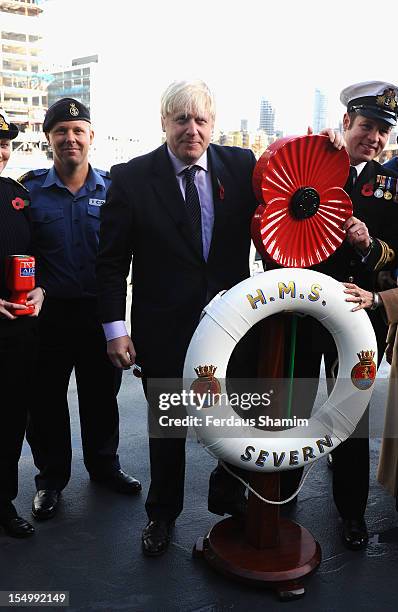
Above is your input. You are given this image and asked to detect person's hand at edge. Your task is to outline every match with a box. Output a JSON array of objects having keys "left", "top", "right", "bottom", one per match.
[{"left": 107, "top": 335, "right": 136, "bottom": 369}]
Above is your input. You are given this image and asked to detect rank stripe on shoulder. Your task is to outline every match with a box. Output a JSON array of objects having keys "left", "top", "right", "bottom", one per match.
[
  {"left": 17, "top": 170, "right": 36, "bottom": 184},
  {"left": 18, "top": 168, "right": 48, "bottom": 184},
  {"left": 374, "top": 239, "right": 395, "bottom": 271}
]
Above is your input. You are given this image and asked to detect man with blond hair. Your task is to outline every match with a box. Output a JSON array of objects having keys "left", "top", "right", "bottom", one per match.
[{"left": 96, "top": 80, "right": 259, "bottom": 555}]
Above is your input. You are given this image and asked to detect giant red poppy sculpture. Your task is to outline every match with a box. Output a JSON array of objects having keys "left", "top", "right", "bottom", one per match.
[{"left": 252, "top": 135, "right": 352, "bottom": 268}]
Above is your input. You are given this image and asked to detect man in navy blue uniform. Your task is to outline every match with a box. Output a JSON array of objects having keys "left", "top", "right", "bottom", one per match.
[
  {"left": 299, "top": 81, "right": 398, "bottom": 551},
  {"left": 21, "top": 98, "right": 141, "bottom": 521}
]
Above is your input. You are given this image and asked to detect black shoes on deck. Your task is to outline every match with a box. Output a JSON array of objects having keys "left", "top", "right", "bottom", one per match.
[
  {"left": 0, "top": 515, "right": 35, "bottom": 538},
  {"left": 31, "top": 470, "right": 141, "bottom": 521},
  {"left": 90, "top": 469, "right": 142, "bottom": 495},
  {"left": 342, "top": 518, "right": 368, "bottom": 550},
  {"left": 32, "top": 490, "right": 60, "bottom": 521},
  {"left": 208, "top": 497, "right": 248, "bottom": 522},
  {"left": 142, "top": 520, "right": 174, "bottom": 557}
]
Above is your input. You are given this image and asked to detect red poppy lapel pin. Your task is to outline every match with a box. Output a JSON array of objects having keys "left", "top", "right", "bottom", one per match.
[
  {"left": 11, "top": 197, "right": 29, "bottom": 210},
  {"left": 217, "top": 178, "right": 225, "bottom": 201}
]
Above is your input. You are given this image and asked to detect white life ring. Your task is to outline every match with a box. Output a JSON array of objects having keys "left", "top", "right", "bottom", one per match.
[{"left": 183, "top": 268, "right": 377, "bottom": 472}]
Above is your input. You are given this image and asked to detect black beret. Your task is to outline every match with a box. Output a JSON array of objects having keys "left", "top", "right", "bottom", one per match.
[
  {"left": 0, "top": 109, "right": 19, "bottom": 140},
  {"left": 43, "top": 98, "right": 91, "bottom": 132}
]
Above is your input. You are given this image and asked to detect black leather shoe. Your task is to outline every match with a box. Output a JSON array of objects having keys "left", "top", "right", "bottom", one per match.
[
  {"left": 208, "top": 498, "right": 247, "bottom": 521},
  {"left": 90, "top": 469, "right": 142, "bottom": 494},
  {"left": 32, "top": 490, "right": 60, "bottom": 521},
  {"left": 0, "top": 515, "right": 35, "bottom": 538},
  {"left": 342, "top": 518, "right": 368, "bottom": 550},
  {"left": 142, "top": 520, "right": 174, "bottom": 557}
]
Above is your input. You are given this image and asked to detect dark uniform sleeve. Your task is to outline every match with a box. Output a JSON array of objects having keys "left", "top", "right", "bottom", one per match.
[
  {"left": 96, "top": 165, "right": 135, "bottom": 323},
  {"left": 364, "top": 236, "right": 396, "bottom": 272},
  {"left": 17, "top": 172, "right": 47, "bottom": 292},
  {"left": 0, "top": 177, "right": 37, "bottom": 336}
]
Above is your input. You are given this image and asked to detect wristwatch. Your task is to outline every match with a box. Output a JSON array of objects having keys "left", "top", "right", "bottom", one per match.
[
  {"left": 361, "top": 237, "right": 374, "bottom": 258},
  {"left": 371, "top": 292, "right": 380, "bottom": 310}
]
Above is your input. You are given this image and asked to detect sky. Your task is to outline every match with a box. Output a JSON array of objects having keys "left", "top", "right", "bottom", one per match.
[{"left": 39, "top": 0, "right": 397, "bottom": 145}]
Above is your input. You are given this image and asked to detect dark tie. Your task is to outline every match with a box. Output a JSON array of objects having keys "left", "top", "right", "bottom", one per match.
[
  {"left": 183, "top": 166, "right": 202, "bottom": 254},
  {"left": 345, "top": 165, "right": 357, "bottom": 195}
]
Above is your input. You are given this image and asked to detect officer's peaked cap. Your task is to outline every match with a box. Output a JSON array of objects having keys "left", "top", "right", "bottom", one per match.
[
  {"left": 340, "top": 81, "right": 398, "bottom": 127},
  {"left": 0, "top": 109, "right": 19, "bottom": 140}
]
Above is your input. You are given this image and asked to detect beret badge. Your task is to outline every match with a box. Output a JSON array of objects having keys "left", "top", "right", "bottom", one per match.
[{"left": 69, "top": 102, "right": 79, "bottom": 117}]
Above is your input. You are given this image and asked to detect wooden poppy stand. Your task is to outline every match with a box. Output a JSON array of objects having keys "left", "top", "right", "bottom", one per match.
[
  {"left": 193, "top": 316, "right": 321, "bottom": 600},
  {"left": 193, "top": 471, "right": 321, "bottom": 600}
]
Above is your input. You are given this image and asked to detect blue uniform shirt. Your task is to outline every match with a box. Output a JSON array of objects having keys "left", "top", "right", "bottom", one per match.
[
  {"left": 23, "top": 166, "right": 110, "bottom": 298},
  {"left": 383, "top": 156, "right": 398, "bottom": 173}
]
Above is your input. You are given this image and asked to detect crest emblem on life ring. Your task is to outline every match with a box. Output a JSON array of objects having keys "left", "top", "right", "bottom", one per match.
[
  {"left": 351, "top": 350, "right": 376, "bottom": 390},
  {"left": 190, "top": 365, "right": 221, "bottom": 408}
]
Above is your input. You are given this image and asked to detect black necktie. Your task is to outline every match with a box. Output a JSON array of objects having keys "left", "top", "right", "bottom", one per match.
[
  {"left": 183, "top": 166, "right": 202, "bottom": 254},
  {"left": 345, "top": 166, "right": 357, "bottom": 195}
]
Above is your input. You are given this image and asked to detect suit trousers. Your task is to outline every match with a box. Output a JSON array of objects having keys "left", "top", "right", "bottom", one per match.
[
  {"left": 0, "top": 326, "right": 37, "bottom": 518},
  {"left": 144, "top": 417, "right": 247, "bottom": 523},
  {"left": 26, "top": 298, "right": 121, "bottom": 491},
  {"left": 143, "top": 324, "right": 258, "bottom": 522}
]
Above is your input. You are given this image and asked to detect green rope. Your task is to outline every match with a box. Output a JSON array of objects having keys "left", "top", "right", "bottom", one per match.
[{"left": 286, "top": 314, "right": 297, "bottom": 419}]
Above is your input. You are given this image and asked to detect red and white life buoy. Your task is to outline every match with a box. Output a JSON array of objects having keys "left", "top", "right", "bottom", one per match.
[{"left": 183, "top": 268, "right": 377, "bottom": 472}]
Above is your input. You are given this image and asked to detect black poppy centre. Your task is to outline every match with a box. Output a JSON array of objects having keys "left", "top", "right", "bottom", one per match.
[{"left": 290, "top": 186, "right": 320, "bottom": 219}]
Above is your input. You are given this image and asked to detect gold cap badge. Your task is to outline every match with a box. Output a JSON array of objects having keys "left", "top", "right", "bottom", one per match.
[
  {"left": 376, "top": 89, "right": 397, "bottom": 112},
  {"left": 0, "top": 113, "right": 10, "bottom": 131}
]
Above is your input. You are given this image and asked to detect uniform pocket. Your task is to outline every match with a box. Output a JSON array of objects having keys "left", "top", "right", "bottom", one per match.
[
  {"left": 87, "top": 205, "right": 101, "bottom": 219},
  {"left": 30, "top": 208, "right": 65, "bottom": 252},
  {"left": 86, "top": 204, "right": 101, "bottom": 242}
]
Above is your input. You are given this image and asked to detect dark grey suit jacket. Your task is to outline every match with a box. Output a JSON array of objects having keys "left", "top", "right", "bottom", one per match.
[{"left": 97, "top": 143, "right": 257, "bottom": 377}]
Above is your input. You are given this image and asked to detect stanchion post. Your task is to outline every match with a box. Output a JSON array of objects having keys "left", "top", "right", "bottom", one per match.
[{"left": 246, "top": 472, "right": 280, "bottom": 548}]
